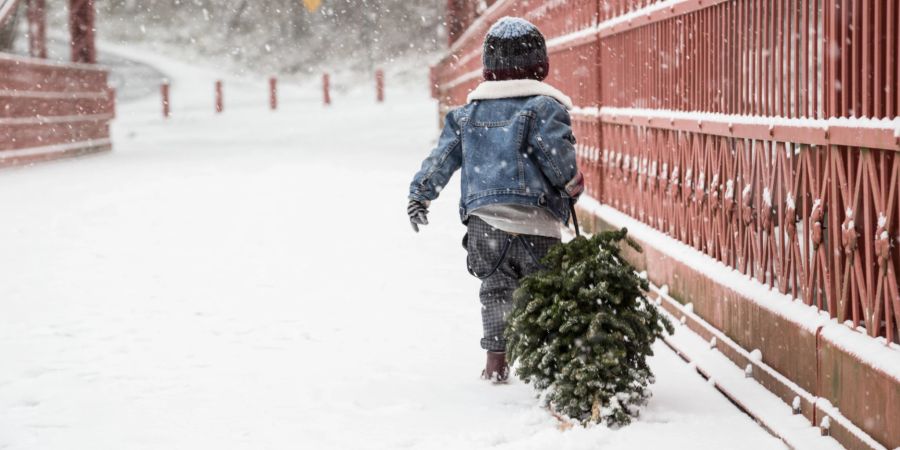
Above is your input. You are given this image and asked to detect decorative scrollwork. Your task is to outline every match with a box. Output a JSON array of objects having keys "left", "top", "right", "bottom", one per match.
[
  {"left": 683, "top": 168, "right": 693, "bottom": 201},
  {"left": 708, "top": 173, "right": 720, "bottom": 212},
  {"left": 810, "top": 202, "right": 825, "bottom": 249},
  {"left": 875, "top": 219, "right": 891, "bottom": 271},
  {"left": 723, "top": 179, "right": 735, "bottom": 218},
  {"left": 841, "top": 214, "right": 858, "bottom": 255},
  {"left": 741, "top": 184, "right": 754, "bottom": 226},
  {"left": 696, "top": 171, "right": 707, "bottom": 204},
  {"left": 784, "top": 193, "right": 797, "bottom": 239}
]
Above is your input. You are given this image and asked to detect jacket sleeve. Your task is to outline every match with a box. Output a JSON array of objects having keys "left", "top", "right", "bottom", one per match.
[
  {"left": 408, "top": 109, "right": 464, "bottom": 202},
  {"left": 527, "top": 97, "right": 582, "bottom": 198}
]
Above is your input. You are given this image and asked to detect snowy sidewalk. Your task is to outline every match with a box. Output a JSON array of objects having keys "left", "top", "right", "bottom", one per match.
[{"left": 0, "top": 48, "right": 787, "bottom": 450}]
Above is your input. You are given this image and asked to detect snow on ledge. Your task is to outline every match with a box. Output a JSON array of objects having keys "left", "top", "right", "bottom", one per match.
[
  {"left": 0, "top": 138, "right": 111, "bottom": 160},
  {"left": 544, "top": 25, "right": 600, "bottom": 49},
  {"left": 658, "top": 303, "right": 854, "bottom": 450},
  {"left": 597, "top": 106, "right": 900, "bottom": 130},
  {"left": 819, "top": 324, "right": 900, "bottom": 383},
  {"left": 815, "top": 397, "right": 890, "bottom": 450},
  {"left": 0, "top": 51, "right": 112, "bottom": 72},
  {"left": 651, "top": 284, "right": 816, "bottom": 405}
]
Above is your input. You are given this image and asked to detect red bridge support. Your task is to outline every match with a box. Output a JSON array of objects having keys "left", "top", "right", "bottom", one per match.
[
  {"left": 322, "top": 73, "right": 331, "bottom": 106},
  {"left": 269, "top": 76, "right": 278, "bottom": 111},
  {"left": 161, "top": 82, "right": 170, "bottom": 118},
  {"left": 215, "top": 80, "right": 223, "bottom": 113},
  {"left": 26, "top": 0, "right": 47, "bottom": 58},
  {"left": 68, "top": 0, "right": 95, "bottom": 63},
  {"left": 375, "top": 69, "right": 384, "bottom": 103}
]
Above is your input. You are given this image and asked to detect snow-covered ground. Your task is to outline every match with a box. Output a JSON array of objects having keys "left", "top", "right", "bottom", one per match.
[{"left": 0, "top": 46, "right": 789, "bottom": 450}]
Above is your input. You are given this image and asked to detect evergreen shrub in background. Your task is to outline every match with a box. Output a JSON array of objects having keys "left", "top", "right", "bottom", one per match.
[{"left": 506, "top": 228, "right": 674, "bottom": 427}]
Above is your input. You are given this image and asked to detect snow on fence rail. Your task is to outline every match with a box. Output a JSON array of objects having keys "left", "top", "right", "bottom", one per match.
[{"left": 434, "top": 1, "right": 899, "bottom": 449}]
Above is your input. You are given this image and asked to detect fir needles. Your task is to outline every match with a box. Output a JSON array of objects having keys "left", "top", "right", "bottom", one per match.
[{"left": 506, "top": 228, "right": 674, "bottom": 427}]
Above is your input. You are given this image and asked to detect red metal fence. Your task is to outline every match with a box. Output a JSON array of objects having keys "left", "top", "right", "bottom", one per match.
[
  {"left": 434, "top": 1, "right": 898, "bottom": 447},
  {"left": 0, "top": 0, "right": 111, "bottom": 166}
]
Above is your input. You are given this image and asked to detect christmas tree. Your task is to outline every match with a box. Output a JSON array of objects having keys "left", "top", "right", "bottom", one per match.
[{"left": 506, "top": 228, "right": 673, "bottom": 427}]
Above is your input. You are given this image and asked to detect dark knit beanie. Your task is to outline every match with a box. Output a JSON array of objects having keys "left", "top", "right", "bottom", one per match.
[{"left": 482, "top": 17, "right": 549, "bottom": 81}]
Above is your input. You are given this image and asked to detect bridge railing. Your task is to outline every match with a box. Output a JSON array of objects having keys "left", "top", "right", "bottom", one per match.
[
  {"left": 0, "top": 0, "right": 112, "bottom": 166},
  {"left": 595, "top": 0, "right": 899, "bottom": 343},
  {"left": 0, "top": 54, "right": 114, "bottom": 164},
  {"left": 433, "top": 1, "right": 899, "bottom": 448}
]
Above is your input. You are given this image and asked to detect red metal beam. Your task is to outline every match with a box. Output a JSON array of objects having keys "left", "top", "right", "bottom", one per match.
[
  {"left": 26, "top": 0, "right": 46, "bottom": 58},
  {"left": 68, "top": 0, "right": 95, "bottom": 64}
]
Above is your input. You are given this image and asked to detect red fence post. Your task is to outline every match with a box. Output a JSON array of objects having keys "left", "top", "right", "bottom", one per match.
[
  {"left": 26, "top": 0, "right": 48, "bottom": 59},
  {"left": 68, "top": 0, "right": 96, "bottom": 63},
  {"left": 269, "top": 76, "right": 278, "bottom": 111},
  {"left": 215, "top": 80, "right": 223, "bottom": 113},
  {"left": 375, "top": 69, "right": 385, "bottom": 103},
  {"left": 445, "top": 0, "right": 465, "bottom": 46},
  {"left": 161, "top": 82, "right": 170, "bottom": 118},
  {"left": 322, "top": 73, "right": 331, "bottom": 106},
  {"left": 429, "top": 66, "right": 439, "bottom": 99},
  {"left": 108, "top": 87, "right": 116, "bottom": 119}
]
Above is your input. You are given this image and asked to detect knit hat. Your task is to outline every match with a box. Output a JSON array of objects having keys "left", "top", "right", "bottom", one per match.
[{"left": 482, "top": 17, "right": 549, "bottom": 81}]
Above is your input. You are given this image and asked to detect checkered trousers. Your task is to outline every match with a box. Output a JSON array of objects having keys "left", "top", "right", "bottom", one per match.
[{"left": 465, "top": 216, "right": 560, "bottom": 351}]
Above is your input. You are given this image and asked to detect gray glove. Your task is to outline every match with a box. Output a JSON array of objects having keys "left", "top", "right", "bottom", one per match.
[{"left": 408, "top": 199, "right": 430, "bottom": 232}]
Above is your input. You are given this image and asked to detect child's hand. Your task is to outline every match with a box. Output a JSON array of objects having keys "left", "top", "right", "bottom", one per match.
[{"left": 408, "top": 199, "right": 430, "bottom": 232}]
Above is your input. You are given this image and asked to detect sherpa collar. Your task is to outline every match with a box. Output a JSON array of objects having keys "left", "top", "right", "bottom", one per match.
[{"left": 467, "top": 79, "right": 573, "bottom": 110}]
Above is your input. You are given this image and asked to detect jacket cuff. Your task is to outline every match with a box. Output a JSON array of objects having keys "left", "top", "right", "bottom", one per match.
[
  {"left": 408, "top": 191, "right": 429, "bottom": 202},
  {"left": 564, "top": 172, "right": 585, "bottom": 198}
]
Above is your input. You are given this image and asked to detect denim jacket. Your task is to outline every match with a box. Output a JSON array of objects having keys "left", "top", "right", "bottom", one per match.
[{"left": 409, "top": 79, "right": 581, "bottom": 224}]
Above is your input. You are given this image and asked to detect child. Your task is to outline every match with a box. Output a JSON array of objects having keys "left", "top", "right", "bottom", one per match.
[{"left": 407, "top": 17, "right": 583, "bottom": 382}]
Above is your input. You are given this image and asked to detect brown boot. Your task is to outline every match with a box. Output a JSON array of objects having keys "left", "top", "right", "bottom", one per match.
[{"left": 481, "top": 351, "right": 510, "bottom": 383}]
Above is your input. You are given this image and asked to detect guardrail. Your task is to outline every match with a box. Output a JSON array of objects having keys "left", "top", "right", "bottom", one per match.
[
  {"left": 432, "top": 1, "right": 899, "bottom": 449},
  {"left": 0, "top": 53, "right": 114, "bottom": 165},
  {"left": 1, "top": 0, "right": 112, "bottom": 167}
]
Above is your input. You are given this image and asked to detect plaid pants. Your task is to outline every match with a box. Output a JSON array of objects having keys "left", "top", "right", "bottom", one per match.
[{"left": 465, "top": 216, "right": 560, "bottom": 351}]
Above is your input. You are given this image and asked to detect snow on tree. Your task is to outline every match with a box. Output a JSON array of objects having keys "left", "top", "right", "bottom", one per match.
[{"left": 506, "top": 228, "right": 674, "bottom": 427}]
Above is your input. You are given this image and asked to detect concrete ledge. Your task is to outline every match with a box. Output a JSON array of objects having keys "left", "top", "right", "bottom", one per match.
[
  {"left": 575, "top": 198, "right": 899, "bottom": 450},
  {"left": 817, "top": 327, "right": 900, "bottom": 449}
]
